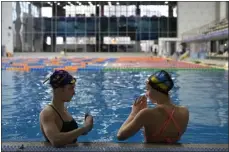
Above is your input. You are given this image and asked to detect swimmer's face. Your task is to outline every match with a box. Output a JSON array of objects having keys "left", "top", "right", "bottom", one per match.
[{"left": 61, "top": 84, "right": 75, "bottom": 102}]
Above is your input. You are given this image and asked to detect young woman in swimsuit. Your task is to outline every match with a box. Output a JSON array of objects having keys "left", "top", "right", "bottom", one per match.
[
  {"left": 40, "top": 70, "right": 93, "bottom": 147},
  {"left": 117, "top": 70, "right": 189, "bottom": 143}
]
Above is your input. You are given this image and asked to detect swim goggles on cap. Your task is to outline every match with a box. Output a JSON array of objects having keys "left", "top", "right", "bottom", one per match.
[
  {"left": 43, "top": 70, "right": 76, "bottom": 88},
  {"left": 147, "top": 70, "right": 174, "bottom": 95}
]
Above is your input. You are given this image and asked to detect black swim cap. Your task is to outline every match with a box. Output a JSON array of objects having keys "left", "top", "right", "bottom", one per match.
[
  {"left": 44, "top": 70, "right": 76, "bottom": 88},
  {"left": 148, "top": 70, "right": 174, "bottom": 94}
]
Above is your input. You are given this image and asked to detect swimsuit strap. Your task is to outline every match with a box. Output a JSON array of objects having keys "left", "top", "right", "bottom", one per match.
[{"left": 49, "top": 105, "right": 64, "bottom": 122}]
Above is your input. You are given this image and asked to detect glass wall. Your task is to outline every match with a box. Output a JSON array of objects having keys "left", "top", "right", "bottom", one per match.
[
  {"left": 12, "top": 2, "right": 177, "bottom": 52},
  {"left": 12, "top": 2, "right": 39, "bottom": 22}
]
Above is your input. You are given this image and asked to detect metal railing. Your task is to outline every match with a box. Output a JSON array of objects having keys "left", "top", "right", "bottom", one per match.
[
  {"left": 181, "top": 20, "right": 218, "bottom": 40},
  {"left": 181, "top": 18, "right": 228, "bottom": 41}
]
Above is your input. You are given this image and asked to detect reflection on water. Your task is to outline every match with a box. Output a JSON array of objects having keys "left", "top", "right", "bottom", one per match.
[
  {"left": 2, "top": 70, "right": 228, "bottom": 143},
  {"left": 177, "top": 71, "right": 228, "bottom": 127}
]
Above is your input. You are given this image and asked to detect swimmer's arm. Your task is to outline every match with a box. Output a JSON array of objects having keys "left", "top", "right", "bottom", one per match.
[
  {"left": 117, "top": 109, "right": 148, "bottom": 141},
  {"left": 40, "top": 112, "right": 89, "bottom": 147},
  {"left": 118, "top": 113, "right": 135, "bottom": 130}
]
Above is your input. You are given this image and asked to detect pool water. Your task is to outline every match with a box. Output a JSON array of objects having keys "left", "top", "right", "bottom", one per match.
[{"left": 2, "top": 70, "right": 228, "bottom": 143}]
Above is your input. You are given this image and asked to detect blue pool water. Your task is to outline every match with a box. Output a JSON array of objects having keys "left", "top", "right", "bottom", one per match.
[{"left": 2, "top": 70, "right": 228, "bottom": 143}]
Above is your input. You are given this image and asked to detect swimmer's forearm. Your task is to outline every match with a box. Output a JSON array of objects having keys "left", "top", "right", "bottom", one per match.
[
  {"left": 125, "top": 113, "right": 136, "bottom": 124},
  {"left": 117, "top": 114, "right": 135, "bottom": 140},
  {"left": 52, "top": 126, "right": 89, "bottom": 147},
  {"left": 119, "top": 114, "right": 135, "bottom": 131}
]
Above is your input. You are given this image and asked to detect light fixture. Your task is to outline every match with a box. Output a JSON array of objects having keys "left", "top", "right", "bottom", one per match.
[
  {"left": 165, "top": 1, "right": 168, "bottom": 4},
  {"left": 47, "top": 2, "right": 52, "bottom": 6},
  {"left": 88, "top": 2, "right": 93, "bottom": 6},
  {"left": 116, "top": 2, "right": 119, "bottom": 5}
]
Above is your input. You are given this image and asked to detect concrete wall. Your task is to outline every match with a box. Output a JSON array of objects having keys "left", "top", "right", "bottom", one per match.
[
  {"left": 1, "top": 2, "right": 13, "bottom": 54},
  {"left": 177, "top": 2, "right": 217, "bottom": 38},
  {"left": 227, "top": 2, "right": 229, "bottom": 19},
  {"left": 220, "top": 2, "right": 227, "bottom": 20}
]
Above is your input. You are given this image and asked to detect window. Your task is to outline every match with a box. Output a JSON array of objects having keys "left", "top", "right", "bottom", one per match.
[
  {"left": 65, "top": 5, "right": 96, "bottom": 17},
  {"left": 104, "top": 5, "right": 136, "bottom": 17},
  {"left": 41, "top": 7, "right": 52, "bottom": 17},
  {"left": 173, "top": 6, "right": 177, "bottom": 17},
  {"left": 12, "top": 1, "right": 40, "bottom": 21},
  {"left": 103, "top": 36, "right": 131, "bottom": 44},
  {"left": 140, "top": 5, "right": 168, "bottom": 17},
  {"left": 66, "top": 37, "right": 96, "bottom": 44},
  {"left": 56, "top": 37, "right": 64, "bottom": 44},
  {"left": 12, "top": 2, "right": 17, "bottom": 21},
  {"left": 31, "top": 4, "right": 39, "bottom": 17},
  {"left": 46, "top": 36, "right": 51, "bottom": 45}
]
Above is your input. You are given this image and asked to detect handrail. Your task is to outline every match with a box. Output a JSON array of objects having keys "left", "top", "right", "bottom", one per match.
[{"left": 182, "top": 20, "right": 217, "bottom": 35}]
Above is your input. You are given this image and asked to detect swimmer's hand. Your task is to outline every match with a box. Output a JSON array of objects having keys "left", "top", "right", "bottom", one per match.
[
  {"left": 131, "top": 95, "right": 147, "bottom": 116},
  {"left": 82, "top": 113, "right": 93, "bottom": 135},
  {"left": 82, "top": 113, "right": 90, "bottom": 135}
]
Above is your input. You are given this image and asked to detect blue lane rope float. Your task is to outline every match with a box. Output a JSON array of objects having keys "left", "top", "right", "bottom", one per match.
[
  {"left": 1, "top": 67, "right": 224, "bottom": 72},
  {"left": 2, "top": 57, "right": 225, "bottom": 72}
]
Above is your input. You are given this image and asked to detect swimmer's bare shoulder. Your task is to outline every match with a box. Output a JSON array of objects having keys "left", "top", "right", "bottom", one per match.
[
  {"left": 136, "top": 108, "right": 158, "bottom": 124},
  {"left": 39, "top": 106, "right": 57, "bottom": 130},
  {"left": 143, "top": 105, "right": 189, "bottom": 123},
  {"left": 40, "top": 106, "right": 56, "bottom": 121},
  {"left": 177, "top": 105, "right": 189, "bottom": 116},
  {"left": 156, "top": 104, "right": 189, "bottom": 114},
  {"left": 40, "top": 106, "right": 90, "bottom": 147},
  {"left": 176, "top": 105, "right": 189, "bottom": 133}
]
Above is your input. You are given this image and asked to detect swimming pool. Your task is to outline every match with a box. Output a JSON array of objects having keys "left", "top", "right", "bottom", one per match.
[{"left": 2, "top": 70, "right": 228, "bottom": 144}]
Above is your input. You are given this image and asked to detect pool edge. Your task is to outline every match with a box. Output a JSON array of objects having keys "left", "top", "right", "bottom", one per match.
[{"left": 2, "top": 141, "right": 228, "bottom": 148}]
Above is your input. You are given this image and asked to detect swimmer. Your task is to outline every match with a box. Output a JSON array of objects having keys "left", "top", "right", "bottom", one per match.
[
  {"left": 117, "top": 70, "right": 189, "bottom": 143},
  {"left": 40, "top": 70, "right": 93, "bottom": 147}
]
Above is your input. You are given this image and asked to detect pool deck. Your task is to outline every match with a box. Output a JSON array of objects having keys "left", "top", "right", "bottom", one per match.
[
  {"left": 184, "top": 58, "right": 228, "bottom": 68},
  {"left": 2, "top": 141, "right": 228, "bottom": 149}
]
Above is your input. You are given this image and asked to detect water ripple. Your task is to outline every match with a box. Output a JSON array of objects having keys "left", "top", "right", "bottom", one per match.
[{"left": 2, "top": 70, "right": 228, "bottom": 144}]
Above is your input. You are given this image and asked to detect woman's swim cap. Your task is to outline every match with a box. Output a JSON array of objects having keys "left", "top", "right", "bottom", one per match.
[
  {"left": 148, "top": 70, "right": 174, "bottom": 95},
  {"left": 44, "top": 70, "right": 76, "bottom": 88}
]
